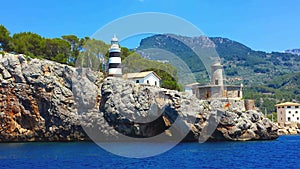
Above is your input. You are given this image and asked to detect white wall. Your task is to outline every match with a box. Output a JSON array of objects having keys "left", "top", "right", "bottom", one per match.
[
  {"left": 277, "top": 106, "right": 300, "bottom": 123},
  {"left": 285, "top": 106, "right": 300, "bottom": 122},
  {"left": 129, "top": 73, "right": 160, "bottom": 87},
  {"left": 132, "top": 78, "right": 144, "bottom": 84},
  {"left": 108, "top": 68, "right": 122, "bottom": 75},
  {"left": 143, "top": 73, "right": 160, "bottom": 87},
  {"left": 184, "top": 86, "right": 193, "bottom": 96},
  {"left": 109, "top": 57, "right": 121, "bottom": 63}
]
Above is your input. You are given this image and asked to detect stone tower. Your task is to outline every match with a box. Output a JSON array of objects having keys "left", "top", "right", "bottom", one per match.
[
  {"left": 210, "top": 61, "right": 224, "bottom": 98},
  {"left": 211, "top": 61, "right": 224, "bottom": 86},
  {"left": 108, "top": 35, "right": 122, "bottom": 77}
]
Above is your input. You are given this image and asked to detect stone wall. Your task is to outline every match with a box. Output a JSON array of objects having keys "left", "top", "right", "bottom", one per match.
[{"left": 244, "top": 99, "right": 256, "bottom": 111}]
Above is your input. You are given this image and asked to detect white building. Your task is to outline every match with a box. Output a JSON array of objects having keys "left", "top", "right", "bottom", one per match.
[
  {"left": 276, "top": 102, "right": 300, "bottom": 123},
  {"left": 123, "top": 71, "right": 161, "bottom": 87}
]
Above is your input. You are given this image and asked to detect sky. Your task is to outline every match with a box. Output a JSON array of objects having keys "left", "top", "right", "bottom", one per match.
[{"left": 1, "top": 0, "right": 300, "bottom": 52}]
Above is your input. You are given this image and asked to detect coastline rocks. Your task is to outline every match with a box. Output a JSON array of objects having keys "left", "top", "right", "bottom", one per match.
[
  {"left": 100, "top": 78, "right": 279, "bottom": 142},
  {"left": 0, "top": 53, "right": 279, "bottom": 142},
  {"left": 211, "top": 110, "right": 278, "bottom": 141},
  {"left": 100, "top": 77, "right": 215, "bottom": 142},
  {"left": 0, "top": 53, "right": 105, "bottom": 142},
  {"left": 277, "top": 122, "right": 300, "bottom": 135}
]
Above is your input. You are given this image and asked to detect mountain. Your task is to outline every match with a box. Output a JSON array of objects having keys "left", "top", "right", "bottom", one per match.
[
  {"left": 137, "top": 34, "right": 300, "bottom": 86},
  {"left": 284, "top": 49, "right": 300, "bottom": 55},
  {"left": 137, "top": 34, "right": 300, "bottom": 113}
]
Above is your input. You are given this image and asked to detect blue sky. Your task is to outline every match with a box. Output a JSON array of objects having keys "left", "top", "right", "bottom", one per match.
[{"left": 1, "top": 0, "right": 300, "bottom": 52}]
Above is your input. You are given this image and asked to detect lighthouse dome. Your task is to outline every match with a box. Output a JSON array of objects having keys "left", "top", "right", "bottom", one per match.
[
  {"left": 109, "top": 35, "right": 121, "bottom": 53},
  {"left": 111, "top": 35, "right": 118, "bottom": 43},
  {"left": 111, "top": 36, "right": 118, "bottom": 42}
]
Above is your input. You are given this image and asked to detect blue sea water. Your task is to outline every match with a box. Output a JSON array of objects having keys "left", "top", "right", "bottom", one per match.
[{"left": 0, "top": 135, "right": 299, "bottom": 169}]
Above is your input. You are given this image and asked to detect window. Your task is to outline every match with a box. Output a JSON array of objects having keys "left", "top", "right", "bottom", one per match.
[
  {"left": 282, "top": 106, "right": 284, "bottom": 108},
  {"left": 147, "top": 80, "right": 149, "bottom": 84},
  {"left": 155, "top": 81, "right": 157, "bottom": 86},
  {"left": 215, "top": 79, "right": 219, "bottom": 85},
  {"left": 206, "top": 90, "right": 210, "bottom": 99},
  {"left": 287, "top": 106, "right": 291, "bottom": 108},
  {"left": 281, "top": 118, "right": 282, "bottom": 121},
  {"left": 297, "top": 117, "right": 299, "bottom": 120},
  {"left": 288, "top": 117, "right": 291, "bottom": 121},
  {"left": 293, "top": 114, "right": 295, "bottom": 117},
  {"left": 289, "top": 111, "right": 291, "bottom": 114},
  {"left": 296, "top": 106, "right": 299, "bottom": 108},
  {"left": 280, "top": 112, "right": 282, "bottom": 114},
  {"left": 296, "top": 111, "right": 298, "bottom": 114},
  {"left": 136, "top": 80, "right": 139, "bottom": 83}
]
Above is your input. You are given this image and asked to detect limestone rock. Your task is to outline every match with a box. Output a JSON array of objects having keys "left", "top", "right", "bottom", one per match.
[
  {"left": 100, "top": 78, "right": 278, "bottom": 142},
  {"left": 277, "top": 122, "right": 300, "bottom": 135},
  {"left": 0, "top": 53, "right": 105, "bottom": 142},
  {"left": 0, "top": 53, "right": 279, "bottom": 142}
]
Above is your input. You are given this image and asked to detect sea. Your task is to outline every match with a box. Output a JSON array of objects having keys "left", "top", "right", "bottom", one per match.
[{"left": 0, "top": 135, "right": 299, "bottom": 169}]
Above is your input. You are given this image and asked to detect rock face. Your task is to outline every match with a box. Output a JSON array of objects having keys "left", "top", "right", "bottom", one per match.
[
  {"left": 0, "top": 53, "right": 106, "bottom": 141},
  {"left": 100, "top": 77, "right": 214, "bottom": 142},
  {"left": 211, "top": 110, "right": 278, "bottom": 141},
  {"left": 0, "top": 53, "right": 278, "bottom": 142},
  {"left": 100, "top": 78, "right": 279, "bottom": 142}
]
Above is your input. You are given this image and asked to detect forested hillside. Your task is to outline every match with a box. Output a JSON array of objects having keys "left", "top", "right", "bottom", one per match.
[{"left": 138, "top": 34, "right": 300, "bottom": 113}]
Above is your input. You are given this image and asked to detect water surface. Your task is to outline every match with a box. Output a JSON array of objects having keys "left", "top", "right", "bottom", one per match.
[{"left": 0, "top": 135, "right": 299, "bottom": 169}]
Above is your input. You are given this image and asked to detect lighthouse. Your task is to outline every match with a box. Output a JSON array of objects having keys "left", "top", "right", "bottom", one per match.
[
  {"left": 108, "top": 35, "right": 122, "bottom": 77},
  {"left": 210, "top": 61, "right": 224, "bottom": 98},
  {"left": 211, "top": 61, "right": 224, "bottom": 86}
]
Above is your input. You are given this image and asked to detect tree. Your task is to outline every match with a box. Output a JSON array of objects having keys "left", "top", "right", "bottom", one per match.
[
  {"left": 120, "top": 47, "right": 134, "bottom": 60},
  {"left": 12, "top": 32, "right": 46, "bottom": 58},
  {"left": 77, "top": 39, "right": 109, "bottom": 71},
  {"left": 62, "top": 35, "right": 85, "bottom": 65},
  {"left": 0, "top": 25, "right": 11, "bottom": 51},
  {"left": 146, "top": 68, "right": 182, "bottom": 91},
  {"left": 45, "top": 38, "right": 71, "bottom": 64}
]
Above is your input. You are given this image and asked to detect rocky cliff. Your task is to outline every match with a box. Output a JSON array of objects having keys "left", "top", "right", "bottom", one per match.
[
  {"left": 0, "top": 53, "right": 106, "bottom": 141},
  {"left": 101, "top": 78, "right": 278, "bottom": 141},
  {"left": 0, "top": 53, "right": 278, "bottom": 142}
]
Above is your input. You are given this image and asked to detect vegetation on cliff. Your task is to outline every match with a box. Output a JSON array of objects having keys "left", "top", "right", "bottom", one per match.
[{"left": 0, "top": 25, "right": 181, "bottom": 91}]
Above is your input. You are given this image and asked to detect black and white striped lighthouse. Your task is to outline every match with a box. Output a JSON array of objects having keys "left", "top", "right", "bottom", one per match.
[{"left": 108, "top": 35, "right": 122, "bottom": 77}]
